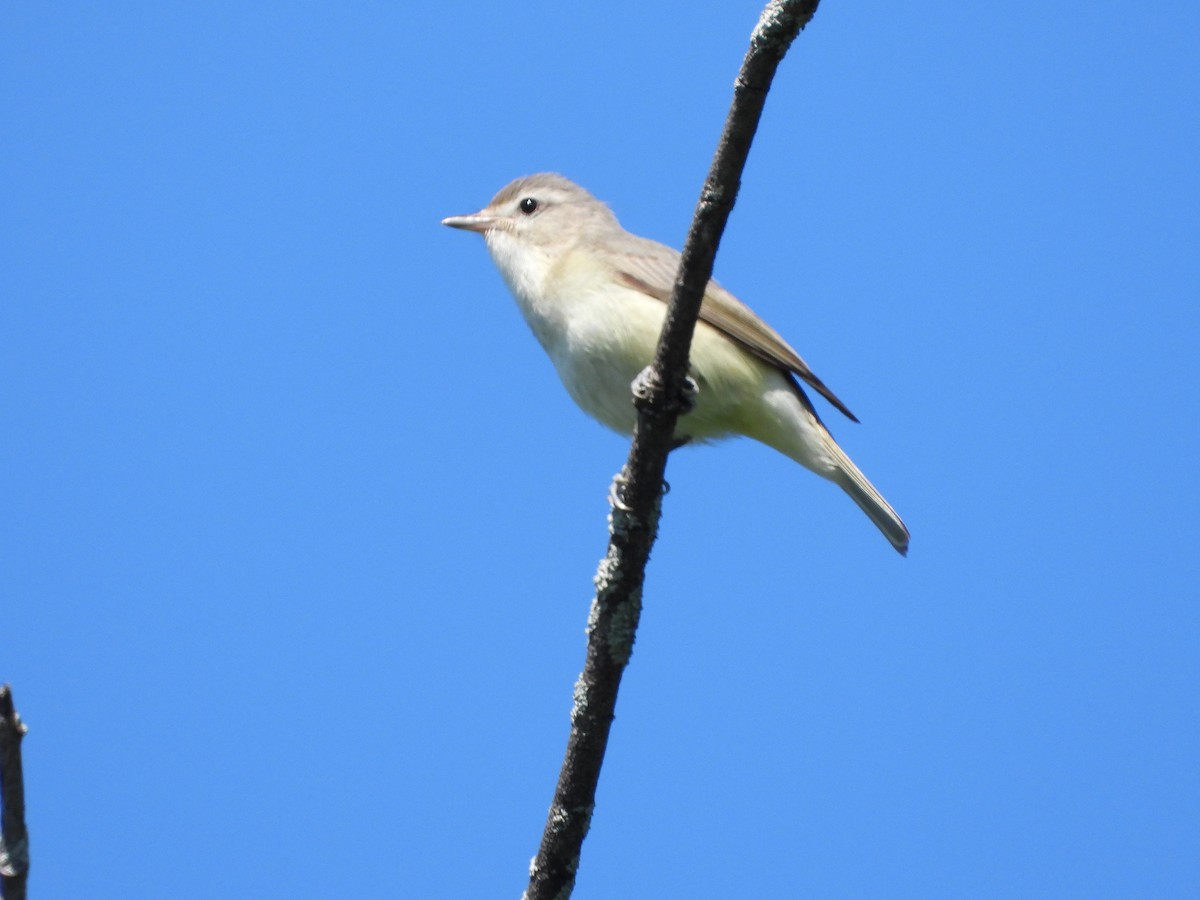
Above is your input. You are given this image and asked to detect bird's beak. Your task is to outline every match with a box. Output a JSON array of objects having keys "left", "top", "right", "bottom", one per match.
[{"left": 441, "top": 211, "right": 498, "bottom": 234}]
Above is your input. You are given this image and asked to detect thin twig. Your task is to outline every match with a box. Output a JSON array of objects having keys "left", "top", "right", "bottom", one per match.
[
  {"left": 0, "top": 685, "right": 29, "bottom": 900},
  {"left": 523, "top": 3, "right": 821, "bottom": 897}
]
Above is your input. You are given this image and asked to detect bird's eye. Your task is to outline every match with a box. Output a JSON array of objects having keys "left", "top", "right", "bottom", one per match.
[{"left": 519, "top": 197, "right": 538, "bottom": 215}]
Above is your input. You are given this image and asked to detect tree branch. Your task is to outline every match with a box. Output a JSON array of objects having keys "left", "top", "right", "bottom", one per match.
[
  {"left": 0, "top": 685, "right": 29, "bottom": 900},
  {"left": 523, "top": 2, "right": 822, "bottom": 897}
]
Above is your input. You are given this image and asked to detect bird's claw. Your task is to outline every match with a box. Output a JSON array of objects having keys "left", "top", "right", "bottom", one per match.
[
  {"left": 678, "top": 375, "right": 699, "bottom": 414},
  {"left": 631, "top": 366, "right": 660, "bottom": 402},
  {"left": 630, "top": 367, "right": 699, "bottom": 415}
]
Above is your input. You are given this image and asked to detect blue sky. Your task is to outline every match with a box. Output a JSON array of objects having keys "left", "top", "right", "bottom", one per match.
[{"left": 4, "top": 2, "right": 1198, "bottom": 896}]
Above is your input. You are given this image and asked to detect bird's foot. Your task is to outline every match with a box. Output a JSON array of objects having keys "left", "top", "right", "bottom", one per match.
[{"left": 631, "top": 366, "right": 699, "bottom": 415}]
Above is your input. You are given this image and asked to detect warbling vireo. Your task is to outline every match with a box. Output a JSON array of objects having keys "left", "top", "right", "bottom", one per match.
[{"left": 442, "top": 173, "right": 909, "bottom": 555}]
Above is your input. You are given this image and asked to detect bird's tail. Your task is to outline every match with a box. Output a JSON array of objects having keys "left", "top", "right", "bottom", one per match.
[
  {"left": 835, "top": 460, "right": 907, "bottom": 554},
  {"left": 750, "top": 374, "right": 910, "bottom": 555},
  {"left": 824, "top": 437, "right": 910, "bottom": 555}
]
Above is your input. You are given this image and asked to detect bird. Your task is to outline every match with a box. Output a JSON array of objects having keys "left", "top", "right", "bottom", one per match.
[{"left": 442, "top": 173, "right": 909, "bottom": 555}]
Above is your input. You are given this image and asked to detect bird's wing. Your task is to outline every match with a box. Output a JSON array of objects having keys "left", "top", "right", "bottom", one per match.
[{"left": 607, "top": 234, "right": 859, "bottom": 422}]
